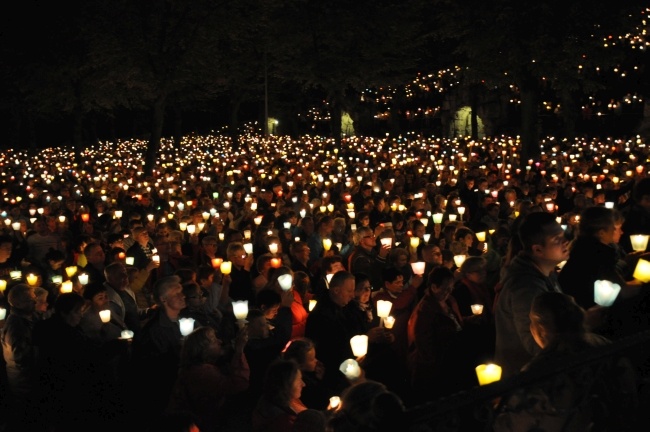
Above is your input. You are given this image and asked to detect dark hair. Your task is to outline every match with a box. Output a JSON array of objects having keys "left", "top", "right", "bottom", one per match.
[
  {"left": 578, "top": 206, "right": 615, "bottom": 238},
  {"left": 54, "top": 292, "right": 85, "bottom": 316},
  {"left": 282, "top": 337, "right": 315, "bottom": 367},
  {"left": 256, "top": 288, "right": 281, "bottom": 309},
  {"left": 382, "top": 267, "right": 403, "bottom": 284},
  {"left": 633, "top": 177, "right": 650, "bottom": 202},
  {"left": 174, "top": 268, "right": 197, "bottom": 284},
  {"left": 261, "top": 359, "right": 301, "bottom": 408},
  {"left": 426, "top": 266, "right": 454, "bottom": 288},
  {"left": 44, "top": 248, "right": 65, "bottom": 262},
  {"left": 196, "top": 265, "right": 215, "bottom": 283},
  {"left": 518, "top": 212, "right": 560, "bottom": 252},
  {"left": 82, "top": 282, "right": 107, "bottom": 301}
]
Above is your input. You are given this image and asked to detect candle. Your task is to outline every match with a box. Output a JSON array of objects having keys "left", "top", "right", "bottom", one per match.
[
  {"left": 11, "top": 222, "right": 20, "bottom": 231},
  {"left": 339, "top": 359, "right": 361, "bottom": 379},
  {"left": 211, "top": 258, "right": 223, "bottom": 269},
  {"left": 630, "top": 234, "right": 649, "bottom": 252},
  {"left": 322, "top": 238, "right": 332, "bottom": 251},
  {"left": 99, "top": 309, "right": 111, "bottom": 323},
  {"left": 26, "top": 273, "right": 38, "bottom": 286},
  {"left": 125, "top": 257, "right": 135, "bottom": 266},
  {"left": 633, "top": 259, "right": 650, "bottom": 283},
  {"left": 423, "top": 233, "right": 431, "bottom": 243},
  {"left": 120, "top": 329, "right": 134, "bottom": 339},
  {"left": 350, "top": 224, "right": 357, "bottom": 232},
  {"left": 309, "top": 299, "right": 317, "bottom": 312},
  {"left": 51, "top": 275, "right": 62, "bottom": 285},
  {"left": 243, "top": 243, "right": 253, "bottom": 255},
  {"left": 325, "top": 273, "right": 334, "bottom": 285},
  {"left": 60, "top": 281, "right": 72, "bottom": 294},
  {"left": 380, "top": 237, "right": 393, "bottom": 248},
  {"left": 329, "top": 396, "right": 341, "bottom": 409},
  {"left": 475, "top": 363, "right": 502, "bottom": 385},
  {"left": 410, "top": 262, "right": 425, "bottom": 276},
  {"left": 9, "top": 270, "right": 22, "bottom": 280},
  {"left": 0, "top": 307, "right": 6, "bottom": 320},
  {"left": 384, "top": 316, "right": 396, "bottom": 329},
  {"left": 269, "top": 258, "right": 281, "bottom": 268},
  {"left": 471, "top": 304, "right": 484, "bottom": 315},
  {"left": 453, "top": 255, "right": 466, "bottom": 267},
  {"left": 376, "top": 300, "right": 392, "bottom": 319},
  {"left": 432, "top": 213, "right": 443, "bottom": 224},
  {"left": 268, "top": 243, "right": 279, "bottom": 254},
  {"left": 243, "top": 229, "right": 252, "bottom": 240},
  {"left": 254, "top": 215, "right": 264, "bottom": 225},
  {"left": 475, "top": 232, "right": 486, "bottom": 242},
  {"left": 350, "top": 335, "right": 368, "bottom": 357},
  {"left": 410, "top": 237, "right": 420, "bottom": 248},
  {"left": 78, "top": 273, "right": 89, "bottom": 285},
  {"left": 448, "top": 214, "right": 457, "bottom": 222},
  {"left": 220, "top": 261, "right": 232, "bottom": 275},
  {"left": 594, "top": 280, "right": 621, "bottom": 307},
  {"left": 114, "top": 210, "right": 122, "bottom": 219},
  {"left": 277, "top": 274, "right": 293, "bottom": 291},
  {"left": 179, "top": 317, "right": 195, "bottom": 336},
  {"left": 118, "top": 252, "right": 126, "bottom": 260},
  {"left": 605, "top": 202, "right": 614, "bottom": 209},
  {"left": 186, "top": 224, "right": 196, "bottom": 235},
  {"left": 152, "top": 255, "right": 160, "bottom": 264},
  {"left": 232, "top": 300, "right": 248, "bottom": 320},
  {"left": 81, "top": 213, "right": 90, "bottom": 223},
  {"left": 0, "top": 279, "right": 6, "bottom": 292},
  {"left": 179, "top": 222, "right": 187, "bottom": 231},
  {"left": 65, "top": 266, "right": 78, "bottom": 278}
]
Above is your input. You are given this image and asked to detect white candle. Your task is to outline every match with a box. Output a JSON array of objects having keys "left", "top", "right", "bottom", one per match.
[
  {"left": 99, "top": 309, "right": 111, "bottom": 323},
  {"left": 277, "top": 274, "right": 293, "bottom": 291},
  {"left": 179, "top": 222, "right": 187, "bottom": 231},
  {"left": 594, "top": 280, "right": 621, "bottom": 307},
  {"left": 309, "top": 299, "right": 317, "bottom": 312},
  {"left": 268, "top": 243, "right": 279, "bottom": 254},
  {"left": 60, "top": 280, "right": 73, "bottom": 293},
  {"left": 322, "top": 238, "right": 332, "bottom": 251},
  {"left": 350, "top": 335, "right": 368, "bottom": 357},
  {"left": 384, "top": 316, "right": 396, "bottom": 329},
  {"left": 630, "top": 234, "right": 649, "bottom": 252},
  {"left": 51, "top": 275, "right": 62, "bottom": 285},
  {"left": 475, "top": 363, "right": 502, "bottom": 385},
  {"left": 325, "top": 273, "right": 334, "bottom": 285},
  {"left": 475, "top": 232, "right": 486, "bottom": 242},
  {"left": 453, "top": 255, "right": 466, "bottom": 267},
  {"left": 125, "top": 257, "right": 135, "bottom": 266},
  {"left": 243, "top": 229, "right": 252, "bottom": 240},
  {"left": 423, "top": 233, "right": 431, "bottom": 243},
  {"left": 380, "top": 237, "right": 393, "bottom": 247},
  {"left": 9, "top": 270, "right": 21, "bottom": 280},
  {"left": 232, "top": 300, "right": 248, "bottom": 320},
  {"left": 120, "top": 329, "right": 134, "bottom": 339},
  {"left": 329, "top": 396, "right": 341, "bottom": 409},
  {"left": 471, "top": 304, "right": 484, "bottom": 315},
  {"left": 179, "top": 317, "right": 195, "bottom": 336},
  {"left": 448, "top": 214, "right": 457, "bottom": 222},
  {"left": 339, "top": 358, "right": 361, "bottom": 379},
  {"left": 78, "top": 273, "right": 89, "bottom": 285},
  {"left": 432, "top": 213, "right": 443, "bottom": 224},
  {"left": 376, "top": 300, "right": 393, "bottom": 318},
  {"left": 152, "top": 255, "right": 160, "bottom": 264},
  {"left": 11, "top": 222, "right": 20, "bottom": 231},
  {"left": 0, "top": 307, "right": 6, "bottom": 320},
  {"left": 186, "top": 224, "right": 196, "bottom": 235},
  {"left": 243, "top": 243, "right": 253, "bottom": 255},
  {"left": 410, "top": 262, "right": 425, "bottom": 276},
  {"left": 605, "top": 202, "right": 614, "bottom": 209}
]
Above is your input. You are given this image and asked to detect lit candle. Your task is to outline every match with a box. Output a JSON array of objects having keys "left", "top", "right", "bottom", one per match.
[
  {"left": 99, "top": 309, "right": 111, "bottom": 323},
  {"left": 9, "top": 270, "right": 21, "bottom": 280},
  {"left": 254, "top": 215, "right": 264, "bottom": 225},
  {"left": 186, "top": 224, "right": 196, "bottom": 235},
  {"left": 350, "top": 335, "right": 368, "bottom": 358},
  {"left": 309, "top": 299, "right": 317, "bottom": 312},
  {"left": 329, "top": 396, "right": 341, "bottom": 409},
  {"left": 339, "top": 359, "right": 361, "bottom": 379},
  {"left": 633, "top": 259, "right": 650, "bottom": 283},
  {"left": 26, "top": 273, "right": 38, "bottom": 286},
  {"left": 114, "top": 210, "right": 123, "bottom": 219},
  {"left": 380, "top": 237, "right": 393, "bottom": 248},
  {"left": 81, "top": 213, "right": 90, "bottom": 223},
  {"left": 605, "top": 202, "right": 614, "bottom": 209},
  {"left": 118, "top": 252, "right": 126, "bottom": 260},
  {"left": 78, "top": 273, "right": 89, "bottom": 285},
  {"left": 179, "top": 222, "right": 187, "bottom": 231},
  {"left": 376, "top": 300, "right": 393, "bottom": 319},
  {"left": 384, "top": 316, "right": 396, "bottom": 329},
  {"left": 593, "top": 280, "right": 621, "bottom": 307},
  {"left": 448, "top": 214, "right": 457, "bottom": 222},
  {"left": 268, "top": 243, "right": 279, "bottom": 254},
  {"left": 152, "top": 255, "right": 160, "bottom": 264},
  {"left": 51, "top": 275, "right": 62, "bottom": 285},
  {"left": 325, "top": 273, "right": 334, "bottom": 285},
  {"left": 179, "top": 317, "right": 195, "bottom": 336},
  {"left": 120, "top": 329, "right": 134, "bottom": 339},
  {"left": 453, "top": 255, "right": 466, "bottom": 267},
  {"left": 471, "top": 304, "right": 484, "bottom": 315},
  {"left": 432, "top": 213, "right": 443, "bottom": 224},
  {"left": 410, "top": 237, "right": 420, "bottom": 248},
  {"left": 220, "top": 261, "right": 232, "bottom": 275},
  {"left": 270, "top": 258, "right": 282, "bottom": 268},
  {"left": 410, "top": 262, "right": 425, "bottom": 276},
  {"left": 243, "top": 229, "right": 252, "bottom": 240},
  {"left": 475, "top": 232, "right": 486, "bottom": 242},
  {"left": 630, "top": 234, "right": 649, "bottom": 252},
  {"left": 423, "top": 233, "right": 431, "bottom": 243},
  {"left": 11, "top": 222, "right": 20, "bottom": 231},
  {"left": 65, "top": 266, "right": 78, "bottom": 278},
  {"left": 0, "top": 307, "right": 6, "bottom": 320},
  {"left": 0, "top": 279, "right": 6, "bottom": 292},
  {"left": 322, "top": 238, "right": 332, "bottom": 251},
  {"left": 125, "top": 257, "right": 135, "bottom": 266},
  {"left": 211, "top": 258, "right": 223, "bottom": 269},
  {"left": 277, "top": 274, "right": 293, "bottom": 291},
  {"left": 475, "top": 363, "right": 502, "bottom": 385}
]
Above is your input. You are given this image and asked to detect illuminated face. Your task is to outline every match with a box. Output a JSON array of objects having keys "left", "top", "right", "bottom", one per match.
[
  {"left": 290, "top": 370, "right": 305, "bottom": 400},
  {"left": 538, "top": 226, "right": 570, "bottom": 264},
  {"left": 92, "top": 291, "right": 109, "bottom": 310},
  {"left": 385, "top": 275, "right": 405, "bottom": 295},
  {"left": 331, "top": 278, "right": 355, "bottom": 307},
  {"left": 303, "top": 348, "right": 318, "bottom": 372},
  {"left": 162, "top": 285, "right": 186, "bottom": 312},
  {"left": 612, "top": 223, "right": 623, "bottom": 244},
  {"left": 355, "top": 281, "right": 372, "bottom": 304},
  {"left": 0, "top": 242, "right": 12, "bottom": 263}
]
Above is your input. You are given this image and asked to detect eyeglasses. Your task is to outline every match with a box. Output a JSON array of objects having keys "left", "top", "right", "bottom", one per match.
[{"left": 362, "top": 235, "right": 375, "bottom": 239}]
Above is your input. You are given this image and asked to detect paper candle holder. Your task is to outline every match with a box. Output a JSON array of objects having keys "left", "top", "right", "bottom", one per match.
[
  {"left": 475, "top": 232, "right": 486, "bottom": 242},
  {"left": 65, "top": 266, "right": 78, "bottom": 278},
  {"left": 475, "top": 363, "right": 502, "bottom": 386},
  {"left": 410, "top": 262, "right": 425, "bottom": 276},
  {"left": 220, "top": 261, "right": 232, "bottom": 275},
  {"left": 380, "top": 238, "right": 393, "bottom": 247},
  {"left": 278, "top": 274, "right": 293, "bottom": 291},
  {"left": 376, "top": 300, "right": 393, "bottom": 318},
  {"left": 232, "top": 300, "right": 249, "bottom": 320},
  {"left": 630, "top": 234, "right": 649, "bottom": 252},
  {"left": 99, "top": 309, "right": 111, "bottom": 323},
  {"left": 339, "top": 359, "right": 362, "bottom": 379},
  {"left": 453, "top": 255, "right": 467, "bottom": 268},
  {"left": 211, "top": 258, "right": 223, "bottom": 269},
  {"left": 594, "top": 280, "right": 621, "bottom": 307},
  {"left": 432, "top": 213, "right": 443, "bottom": 224},
  {"left": 179, "top": 317, "right": 196, "bottom": 337},
  {"left": 309, "top": 299, "right": 317, "bottom": 312},
  {"left": 78, "top": 273, "right": 89, "bottom": 285},
  {"left": 350, "top": 335, "right": 368, "bottom": 358},
  {"left": 471, "top": 304, "right": 484, "bottom": 315},
  {"left": 243, "top": 243, "right": 253, "bottom": 255},
  {"left": 0, "top": 307, "right": 6, "bottom": 320},
  {"left": 384, "top": 316, "right": 396, "bottom": 329},
  {"left": 268, "top": 243, "right": 279, "bottom": 254},
  {"left": 60, "top": 280, "right": 73, "bottom": 293},
  {"left": 634, "top": 259, "right": 650, "bottom": 283},
  {"left": 322, "top": 238, "right": 332, "bottom": 251}
]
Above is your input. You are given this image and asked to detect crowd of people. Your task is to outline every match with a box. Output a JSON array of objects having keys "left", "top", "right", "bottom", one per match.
[{"left": 0, "top": 134, "right": 649, "bottom": 431}]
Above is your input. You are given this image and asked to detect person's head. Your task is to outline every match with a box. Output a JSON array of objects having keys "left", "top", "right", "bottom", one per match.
[
  {"left": 382, "top": 267, "right": 405, "bottom": 295},
  {"left": 293, "top": 271, "right": 311, "bottom": 300},
  {"left": 84, "top": 242, "right": 105, "bottom": 268},
  {"left": 180, "top": 326, "right": 224, "bottom": 369},
  {"left": 34, "top": 287, "right": 49, "bottom": 313},
  {"left": 459, "top": 256, "right": 487, "bottom": 283},
  {"left": 454, "top": 226, "right": 475, "bottom": 248},
  {"left": 577, "top": 206, "right": 616, "bottom": 244},
  {"left": 0, "top": 235, "right": 12, "bottom": 264},
  {"left": 290, "top": 241, "right": 311, "bottom": 263},
  {"left": 132, "top": 226, "right": 150, "bottom": 247},
  {"left": 388, "top": 247, "right": 409, "bottom": 268},
  {"left": 176, "top": 267, "right": 198, "bottom": 284},
  {"left": 201, "top": 235, "right": 218, "bottom": 256},
  {"left": 153, "top": 275, "right": 186, "bottom": 312},
  {"left": 282, "top": 337, "right": 318, "bottom": 372},
  {"left": 262, "top": 359, "right": 304, "bottom": 408},
  {"left": 426, "top": 266, "right": 454, "bottom": 302},
  {"left": 316, "top": 215, "right": 334, "bottom": 236},
  {"left": 356, "top": 226, "right": 376, "bottom": 250},
  {"left": 322, "top": 255, "right": 344, "bottom": 275},
  {"left": 633, "top": 177, "right": 650, "bottom": 211},
  {"left": 182, "top": 281, "right": 206, "bottom": 310},
  {"left": 256, "top": 288, "right": 282, "bottom": 319},
  {"left": 612, "top": 209, "right": 624, "bottom": 244},
  {"left": 255, "top": 253, "right": 274, "bottom": 275},
  {"left": 226, "top": 242, "right": 247, "bottom": 269},
  {"left": 8, "top": 284, "right": 36, "bottom": 314},
  {"left": 518, "top": 212, "right": 569, "bottom": 266},
  {"left": 421, "top": 243, "right": 443, "bottom": 266},
  {"left": 104, "top": 261, "right": 128, "bottom": 290},
  {"left": 247, "top": 308, "right": 270, "bottom": 339},
  {"left": 54, "top": 292, "right": 85, "bottom": 327},
  {"left": 82, "top": 282, "right": 109, "bottom": 311},
  {"left": 336, "top": 380, "right": 390, "bottom": 429},
  {"left": 354, "top": 273, "right": 372, "bottom": 304},
  {"left": 329, "top": 271, "right": 356, "bottom": 307},
  {"left": 529, "top": 292, "right": 586, "bottom": 349}
]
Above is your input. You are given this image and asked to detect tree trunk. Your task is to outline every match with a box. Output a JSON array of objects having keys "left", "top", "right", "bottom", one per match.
[
  {"left": 519, "top": 78, "right": 541, "bottom": 163},
  {"left": 144, "top": 94, "right": 167, "bottom": 176}
]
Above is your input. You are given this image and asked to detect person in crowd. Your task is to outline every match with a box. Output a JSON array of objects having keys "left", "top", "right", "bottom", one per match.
[
  {"left": 620, "top": 177, "right": 650, "bottom": 253},
  {"left": 282, "top": 337, "right": 335, "bottom": 410},
  {"left": 79, "top": 282, "right": 124, "bottom": 342},
  {"left": 252, "top": 358, "right": 308, "bottom": 432},
  {"left": 83, "top": 242, "right": 107, "bottom": 285},
  {"left": 167, "top": 325, "right": 250, "bottom": 432},
  {"left": 226, "top": 242, "right": 255, "bottom": 304},
  {"left": 347, "top": 225, "right": 389, "bottom": 292},
  {"left": 495, "top": 212, "right": 569, "bottom": 377}
]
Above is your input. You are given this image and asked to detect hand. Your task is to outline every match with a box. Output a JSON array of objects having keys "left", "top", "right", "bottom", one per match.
[
  {"left": 280, "top": 289, "right": 294, "bottom": 308},
  {"left": 378, "top": 243, "right": 390, "bottom": 259},
  {"left": 146, "top": 260, "right": 160, "bottom": 272},
  {"left": 234, "top": 326, "right": 249, "bottom": 353},
  {"left": 411, "top": 274, "right": 423, "bottom": 289}
]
